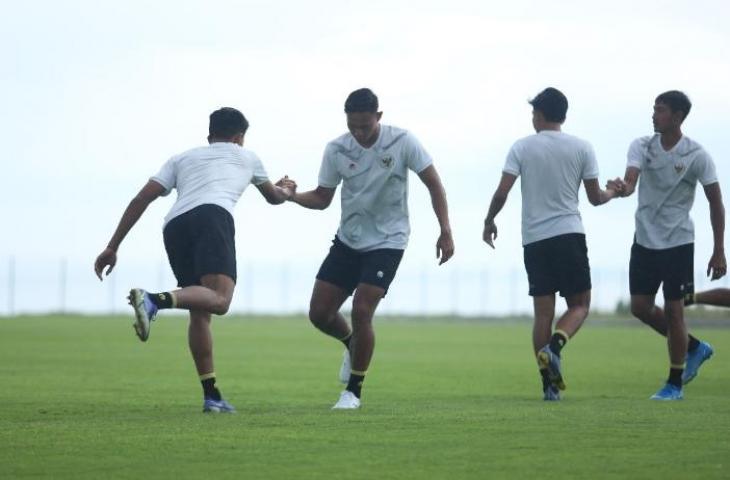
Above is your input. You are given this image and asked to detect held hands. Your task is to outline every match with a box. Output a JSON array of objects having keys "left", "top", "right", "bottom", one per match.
[
  {"left": 606, "top": 177, "right": 627, "bottom": 197},
  {"left": 276, "top": 175, "right": 298, "bottom": 200},
  {"left": 483, "top": 220, "right": 497, "bottom": 249},
  {"left": 436, "top": 229, "right": 454, "bottom": 265},
  {"left": 94, "top": 247, "right": 117, "bottom": 281},
  {"left": 707, "top": 250, "right": 727, "bottom": 280}
]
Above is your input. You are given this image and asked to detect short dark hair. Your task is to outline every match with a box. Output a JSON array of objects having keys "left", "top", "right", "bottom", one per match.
[
  {"left": 656, "top": 90, "right": 692, "bottom": 119},
  {"left": 209, "top": 107, "right": 249, "bottom": 138},
  {"left": 529, "top": 87, "right": 568, "bottom": 123},
  {"left": 344, "top": 88, "right": 379, "bottom": 113}
]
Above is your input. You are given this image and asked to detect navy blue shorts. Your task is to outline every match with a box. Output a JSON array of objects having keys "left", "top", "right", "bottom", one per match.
[
  {"left": 630, "top": 242, "right": 694, "bottom": 301},
  {"left": 163, "top": 204, "right": 237, "bottom": 287},
  {"left": 316, "top": 236, "right": 404, "bottom": 296},
  {"left": 523, "top": 233, "right": 592, "bottom": 297}
]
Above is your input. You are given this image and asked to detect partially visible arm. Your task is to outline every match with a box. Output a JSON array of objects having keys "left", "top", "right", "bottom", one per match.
[
  {"left": 255, "top": 178, "right": 294, "bottom": 205},
  {"left": 704, "top": 182, "right": 727, "bottom": 280},
  {"left": 483, "top": 173, "right": 517, "bottom": 248},
  {"left": 418, "top": 165, "right": 454, "bottom": 265},
  {"left": 583, "top": 178, "right": 618, "bottom": 206},
  {"left": 94, "top": 180, "right": 166, "bottom": 280},
  {"left": 290, "top": 186, "right": 337, "bottom": 210}
]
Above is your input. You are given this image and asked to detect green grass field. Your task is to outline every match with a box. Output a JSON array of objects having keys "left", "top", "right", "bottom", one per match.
[{"left": 1, "top": 314, "right": 729, "bottom": 479}]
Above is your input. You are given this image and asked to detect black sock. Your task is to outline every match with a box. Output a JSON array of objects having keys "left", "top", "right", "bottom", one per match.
[
  {"left": 539, "top": 369, "right": 550, "bottom": 391},
  {"left": 346, "top": 372, "right": 365, "bottom": 398},
  {"left": 340, "top": 333, "right": 352, "bottom": 350},
  {"left": 149, "top": 291, "right": 174, "bottom": 309},
  {"left": 549, "top": 331, "right": 569, "bottom": 357},
  {"left": 668, "top": 367, "right": 683, "bottom": 388},
  {"left": 201, "top": 377, "right": 222, "bottom": 401},
  {"left": 687, "top": 335, "right": 701, "bottom": 353}
]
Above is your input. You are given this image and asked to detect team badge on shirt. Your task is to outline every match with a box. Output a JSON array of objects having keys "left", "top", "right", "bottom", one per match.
[
  {"left": 380, "top": 154, "right": 394, "bottom": 168},
  {"left": 674, "top": 163, "right": 685, "bottom": 174}
]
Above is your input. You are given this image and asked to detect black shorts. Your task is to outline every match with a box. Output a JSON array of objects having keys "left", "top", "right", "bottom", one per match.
[
  {"left": 316, "top": 236, "right": 404, "bottom": 296},
  {"left": 523, "top": 233, "right": 591, "bottom": 297},
  {"left": 163, "top": 204, "right": 237, "bottom": 287},
  {"left": 629, "top": 242, "right": 694, "bottom": 301}
]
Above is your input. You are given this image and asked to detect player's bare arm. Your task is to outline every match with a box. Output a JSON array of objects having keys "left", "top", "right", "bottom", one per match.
[
  {"left": 583, "top": 178, "right": 619, "bottom": 206},
  {"left": 255, "top": 177, "right": 296, "bottom": 204},
  {"left": 417, "top": 165, "right": 454, "bottom": 265},
  {"left": 704, "top": 182, "right": 726, "bottom": 280},
  {"left": 483, "top": 173, "right": 517, "bottom": 248},
  {"left": 289, "top": 186, "right": 336, "bottom": 210},
  {"left": 94, "top": 180, "right": 166, "bottom": 280}
]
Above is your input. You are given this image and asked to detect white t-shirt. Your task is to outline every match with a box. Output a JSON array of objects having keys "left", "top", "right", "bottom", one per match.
[
  {"left": 627, "top": 134, "right": 717, "bottom": 249},
  {"left": 318, "top": 125, "right": 433, "bottom": 251},
  {"left": 151, "top": 142, "right": 269, "bottom": 226},
  {"left": 503, "top": 130, "right": 599, "bottom": 246}
]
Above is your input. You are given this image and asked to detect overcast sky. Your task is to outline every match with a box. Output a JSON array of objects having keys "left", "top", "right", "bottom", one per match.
[{"left": 1, "top": 0, "right": 728, "bottom": 312}]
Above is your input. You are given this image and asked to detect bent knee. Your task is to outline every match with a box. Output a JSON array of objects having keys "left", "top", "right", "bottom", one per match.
[
  {"left": 630, "top": 302, "right": 652, "bottom": 319},
  {"left": 308, "top": 306, "right": 333, "bottom": 326},
  {"left": 211, "top": 296, "right": 231, "bottom": 315}
]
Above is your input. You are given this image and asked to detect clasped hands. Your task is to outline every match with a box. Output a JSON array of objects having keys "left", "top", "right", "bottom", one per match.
[
  {"left": 605, "top": 177, "right": 629, "bottom": 197},
  {"left": 276, "top": 176, "right": 298, "bottom": 200}
]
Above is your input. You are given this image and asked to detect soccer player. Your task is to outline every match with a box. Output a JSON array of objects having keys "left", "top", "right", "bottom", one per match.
[
  {"left": 93, "top": 107, "right": 295, "bottom": 413},
  {"left": 288, "top": 88, "right": 454, "bottom": 409},
  {"left": 609, "top": 91, "right": 726, "bottom": 400},
  {"left": 482, "top": 87, "right": 620, "bottom": 401}
]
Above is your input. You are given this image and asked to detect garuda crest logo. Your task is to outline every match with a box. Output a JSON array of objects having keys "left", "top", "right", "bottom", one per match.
[{"left": 380, "top": 154, "right": 394, "bottom": 168}]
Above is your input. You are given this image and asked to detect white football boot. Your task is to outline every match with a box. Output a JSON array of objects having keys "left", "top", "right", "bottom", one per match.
[{"left": 332, "top": 390, "right": 361, "bottom": 410}]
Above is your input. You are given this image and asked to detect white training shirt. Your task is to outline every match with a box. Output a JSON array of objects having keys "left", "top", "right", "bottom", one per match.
[
  {"left": 503, "top": 130, "right": 599, "bottom": 246},
  {"left": 627, "top": 134, "right": 717, "bottom": 250},
  {"left": 318, "top": 125, "right": 433, "bottom": 251},
  {"left": 151, "top": 142, "right": 269, "bottom": 226}
]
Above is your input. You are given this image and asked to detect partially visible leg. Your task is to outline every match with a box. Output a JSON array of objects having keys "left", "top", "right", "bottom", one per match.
[
  {"left": 651, "top": 243, "right": 694, "bottom": 400},
  {"left": 331, "top": 283, "right": 384, "bottom": 409},
  {"left": 630, "top": 294, "right": 668, "bottom": 335},
  {"left": 533, "top": 295, "right": 556, "bottom": 397},
  {"left": 189, "top": 309, "right": 214, "bottom": 376},
  {"left": 665, "top": 299, "right": 688, "bottom": 373},
  {"left": 532, "top": 295, "right": 555, "bottom": 355},
  {"left": 631, "top": 293, "right": 704, "bottom": 353},
  {"left": 189, "top": 274, "right": 236, "bottom": 412},
  {"left": 349, "top": 283, "right": 385, "bottom": 375},
  {"left": 169, "top": 275, "right": 235, "bottom": 315},
  {"left": 189, "top": 308, "right": 232, "bottom": 410},
  {"left": 648, "top": 299, "right": 688, "bottom": 399},
  {"left": 554, "top": 290, "right": 591, "bottom": 350},
  {"left": 128, "top": 274, "right": 235, "bottom": 342},
  {"left": 692, "top": 288, "right": 730, "bottom": 307},
  {"left": 308, "top": 279, "right": 354, "bottom": 385},
  {"left": 140, "top": 275, "right": 236, "bottom": 317},
  {"left": 308, "top": 279, "right": 352, "bottom": 341}
]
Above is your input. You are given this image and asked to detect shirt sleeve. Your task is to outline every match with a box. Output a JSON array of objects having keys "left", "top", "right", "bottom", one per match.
[
  {"left": 150, "top": 156, "right": 177, "bottom": 196},
  {"left": 582, "top": 143, "right": 600, "bottom": 180},
  {"left": 502, "top": 144, "right": 521, "bottom": 177},
  {"left": 404, "top": 132, "right": 433, "bottom": 173},
  {"left": 695, "top": 150, "right": 718, "bottom": 186},
  {"left": 626, "top": 137, "right": 646, "bottom": 169},
  {"left": 317, "top": 144, "right": 342, "bottom": 188},
  {"left": 250, "top": 152, "right": 269, "bottom": 186}
]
